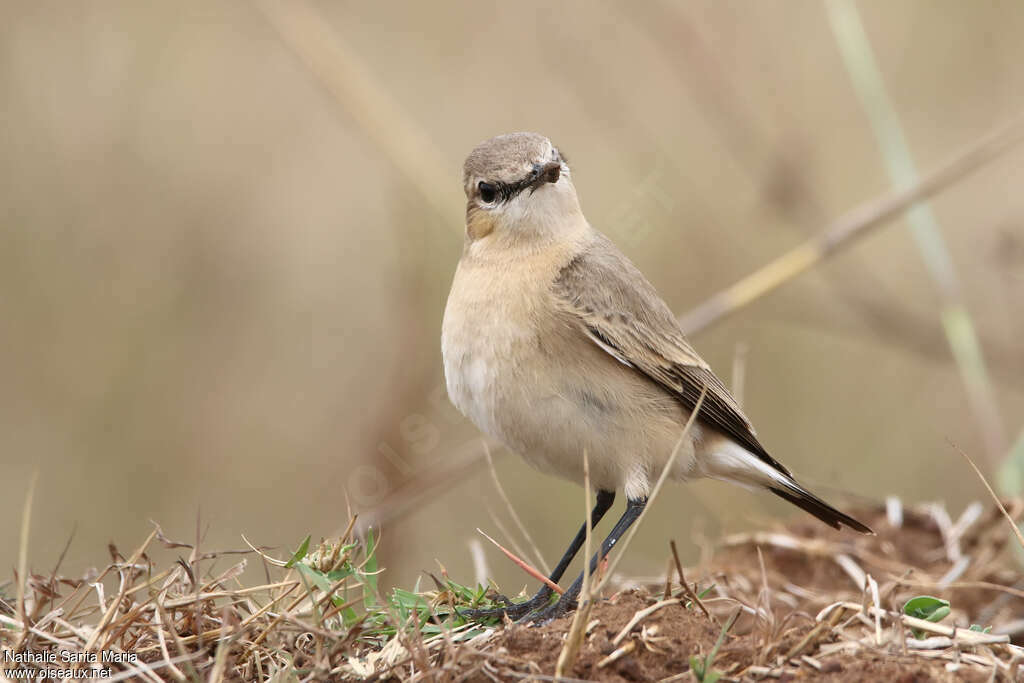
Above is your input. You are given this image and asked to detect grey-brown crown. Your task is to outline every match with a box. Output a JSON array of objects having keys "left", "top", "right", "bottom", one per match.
[{"left": 462, "top": 132, "right": 562, "bottom": 193}]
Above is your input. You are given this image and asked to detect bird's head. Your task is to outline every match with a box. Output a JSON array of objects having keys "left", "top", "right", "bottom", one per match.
[{"left": 462, "top": 132, "right": 582, "bottom": 243}]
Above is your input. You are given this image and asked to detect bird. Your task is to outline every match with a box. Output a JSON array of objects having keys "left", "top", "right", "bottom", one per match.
[{"left": 441, "top": 132, "right": 872, "bottom": 624}]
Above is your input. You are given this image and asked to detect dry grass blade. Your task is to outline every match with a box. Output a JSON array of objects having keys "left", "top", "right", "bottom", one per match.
[
  {"left": 949, "top": 439, "right": 1024, "bottom": 551},
  {"left": 611, "top": 598, "right": 681, "bottom": 647},
  {"left": 255, "top": 0, "right": 458, "bottom": 222},
  {"left": 596, "top": 639, "right": 635, "bottom": 669},
  {"left": 83, "top": 528, "right": 158, "bottom": 654},
  {"left": 678, "top": 111, "right": 1024, "bottom": 336},
  {"left": 476, "top": 529, "right": 563, "bottom": 595},
  {"left": 555, "top": 451, "right": 594, "bottom": 678},
  {"left": 785, "top": 603, "right": 844, "bottom": 659},
  {"left": 670, "top": 539, "right": 712, "bottom": 621},
  {"left": 14, "top": 470, "right": 38, "bottom": 650},
  {"left": 152, "top": 602, "right": 187, "bottom": 682},
  {"left": 482, "top": 441, "right": 550, "bottom": 576},
  {"left": 484, "top": 505, "right": 536, "bottom": 585}
]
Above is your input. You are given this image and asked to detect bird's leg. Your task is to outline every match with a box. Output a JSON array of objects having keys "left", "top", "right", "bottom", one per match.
[
  {"left": 460, "top": 489, "right": 615, "bottom": 621},
  {"left": 526, "top": 496, "right": 647, "bottom": 625}
]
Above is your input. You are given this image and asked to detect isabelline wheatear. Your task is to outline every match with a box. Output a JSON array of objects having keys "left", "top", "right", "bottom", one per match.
[{"left": 441, "top": 132, "right": 872, "bottom": 623}]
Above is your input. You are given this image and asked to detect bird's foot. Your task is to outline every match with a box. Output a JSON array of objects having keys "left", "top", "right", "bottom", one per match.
[
  {"left": 520, "top": 594, "right": 578, "bottom": 626},
  {"left": 459, "top": 591, "right": 553, "bottom": 622}
]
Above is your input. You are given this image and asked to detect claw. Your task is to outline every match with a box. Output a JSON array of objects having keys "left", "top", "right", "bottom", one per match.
[
  {"left": 521, "top": 595, "right": 578, "bottom": 626},
  {"left": 460, "top": 592, "right": 556, "bottom": 623}
]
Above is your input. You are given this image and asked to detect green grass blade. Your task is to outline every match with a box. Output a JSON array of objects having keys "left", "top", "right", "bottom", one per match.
[
  {"left": 284, "top": 535, "right": 311, "bottom": 568},
  {"left": 825, "top": 0, "right": 1006, "bottom": 465}
]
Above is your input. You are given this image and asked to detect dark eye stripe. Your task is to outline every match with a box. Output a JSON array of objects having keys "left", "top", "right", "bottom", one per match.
[
  {"left": 479, "top": 155, "right": 566, "bottom": 206},
  {"left": 488, "top": 173, "right": 534, "bottom": 204}
]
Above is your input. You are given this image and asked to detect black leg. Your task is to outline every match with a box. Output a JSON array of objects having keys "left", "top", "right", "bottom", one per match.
[
  {"left": 542, "top": 490, "right": 617, "bottom": 588},
  {"left": 461, "top": 490, "right": 616, "bottom": 621},
  {"left": 527, "top": 496, "right": 647, "bottom": 624}
]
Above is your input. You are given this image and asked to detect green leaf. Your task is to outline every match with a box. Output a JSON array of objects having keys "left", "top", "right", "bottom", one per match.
[
  {"left": 902, "top": 595, "right": 951, "bottom": 623},
  {"left": 903, "top": 595, "right": 951, "bottom": 638},
  {"left": 284, "top": 535, "right": 311, "bottom": 568},
  {"left": 688, "top": 654, "right": 721, "bottom": 683},
  {"left": 326, "top": 566, "right": 354, "bottom": 582},
  {"left": 689, "top": 655, "right": 705, "bottom": 679},
  {"left": 341, "top": 604, "right": 360, "bottom": 626},
  {"left": 295, "top": 563, "right": 331, "bottom": 592},
  {"left": 390, "top": 588, "right": 429, "bottom": 610},
  {"left": 969, "top": 624, "right": 992, "bottom": 633}
]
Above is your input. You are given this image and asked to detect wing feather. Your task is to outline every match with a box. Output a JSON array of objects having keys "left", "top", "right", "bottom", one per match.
[{"left": 552, "top": 233, "right": 790, "bottom": 476}]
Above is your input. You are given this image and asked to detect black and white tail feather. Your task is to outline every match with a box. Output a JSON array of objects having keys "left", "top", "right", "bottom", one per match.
[
  {"left": 701, "top": 439, "right": 874, "bottom": 534},
  {"left": 769, "top": 479, "right": 873, "bottom": 533}
]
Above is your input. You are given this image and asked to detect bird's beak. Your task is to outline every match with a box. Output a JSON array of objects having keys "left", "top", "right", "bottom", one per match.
[{"left": 528, "top": 161, "right": 562, "bottom": 193}]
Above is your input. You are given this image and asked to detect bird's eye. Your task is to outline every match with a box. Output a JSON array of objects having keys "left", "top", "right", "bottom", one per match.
[{"left": 478, "top": 181, "right": 497, "bottom": 204}]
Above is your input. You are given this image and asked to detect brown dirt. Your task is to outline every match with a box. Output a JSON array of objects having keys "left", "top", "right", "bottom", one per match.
[
  {"left": 4, "top": 502, "right": 1021, "bottom": 681},
  {"left": 439, "top": 502, "right": 1024, "bottom": 682},
  {"left": 490, "top": 592, "right": 723, "bottom": 681},
  {"left": 485, "top": 599, "right": 992, "bottom": 683}
]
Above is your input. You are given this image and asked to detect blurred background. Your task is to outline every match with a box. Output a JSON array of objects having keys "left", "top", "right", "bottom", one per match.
[{"left": 2, "top": 1, "right": 1023, "bottom": 594}]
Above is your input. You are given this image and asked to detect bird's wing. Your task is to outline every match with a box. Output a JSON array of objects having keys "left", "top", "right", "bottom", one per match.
[{"left": 552, "top": 232, "right": 790, "bottom": 476}]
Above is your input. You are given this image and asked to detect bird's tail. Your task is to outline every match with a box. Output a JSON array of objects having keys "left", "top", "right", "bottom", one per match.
[
  {"left": 702, "top": 441, "right": 874, "bottom": 534},
  {"left": 768, "top": 480, "right": 874, "bottom": 534}
]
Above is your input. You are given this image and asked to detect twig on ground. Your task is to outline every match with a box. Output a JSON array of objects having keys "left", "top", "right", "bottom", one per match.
[
  {"left": 612, "top": 599, "right": 682, "bottom": 647},
  {"left": 670, "top": 540, "right": 712, "bottom": 622}
]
